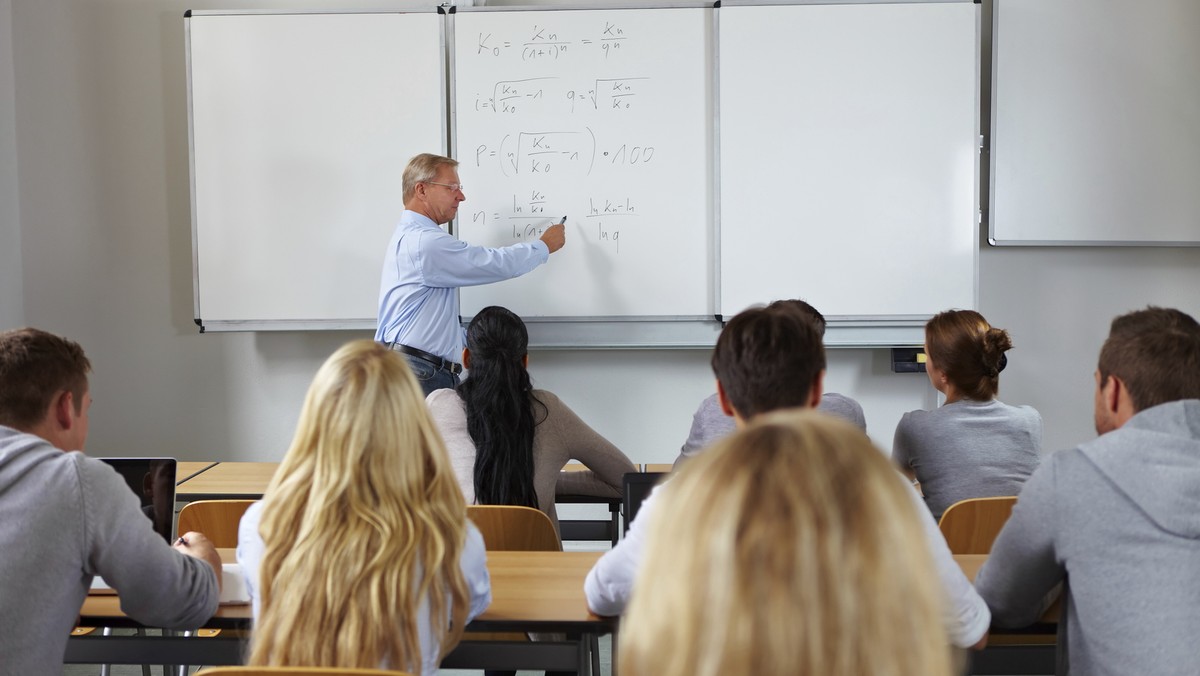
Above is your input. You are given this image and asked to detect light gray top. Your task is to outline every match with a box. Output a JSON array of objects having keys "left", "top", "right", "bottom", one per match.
[
  {"left": 427, "top": 388, "right": 637, "bottom": 535},
  {"left": 674, "top": 392, "right": 867, "bottom": 470},
  {"left": 892, "top": 398, "right": 1042, "bottom": 519},
  {"left": 237, "top": 500, "right": 492, "bottom": 676},
  {"left": 975, "top": 400, "right": 1200, "bottom": 676},
  {"left": 584, "top": 471, "right": 989, "bottom": 647},
  {"left": 0, "top": 426, "right": 219, "bottom": 676}
]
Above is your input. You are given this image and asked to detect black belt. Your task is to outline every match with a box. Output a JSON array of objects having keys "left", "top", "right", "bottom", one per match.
[{"left": 390, "top": 343, "right": 463, "bottom": 375}]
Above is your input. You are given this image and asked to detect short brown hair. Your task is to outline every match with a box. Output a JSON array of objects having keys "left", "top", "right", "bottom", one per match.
[
  {"left": 925, "top": 309, "right": 1011, "bottom": 401},
  {"left": 0, "top": 328, "right": 91, "bottom": 430},
  {"left": 401, "top": 153, "right": 458, "bottom": 203},
  {"left": 711, "top": 305, "right": 825, "bottom": 419},
  {"left": 766, "top": 298, "right": 826, "bottom": 337},
  {"left": 1098, "top": 306, "right": 1200, "bottom": 412}
]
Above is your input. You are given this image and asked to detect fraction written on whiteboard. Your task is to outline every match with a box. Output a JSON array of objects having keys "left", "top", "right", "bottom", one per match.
[{"left": 474, "top": 22, "right": 630, "bottom": 61}]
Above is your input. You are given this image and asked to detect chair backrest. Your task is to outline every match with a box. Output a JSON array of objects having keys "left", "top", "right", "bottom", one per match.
[
  {"left": 195, "top": 668, "right": 414, "bottom": 675},
  {"left": 937, "top": 496, "right": 1019, "bottom": 555},
  {"left": 622, "top": 471, "right": 667, "bottom": 535},
  {"left": 466, "top": 505, "right": 561, "bottom": 551},
  {"left": 177, "top": 499, "right": 257, "bottom": 548}
]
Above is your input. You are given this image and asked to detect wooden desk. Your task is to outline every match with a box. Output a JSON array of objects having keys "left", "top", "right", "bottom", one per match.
[
  {"left": 69, "top": 550, "right": 612, "bottom": 672},
  {"left": 175, "top": 461, "right": 218, "bottom": 485},
  {"left": 955, "top": 554, "right": 1059, "bottom": 676},
  {"left": 175, "top": 462, "right": 278, "bottom": 501},
  {"left": 642, "top": 463, "right": 673, "bottom": 473}
]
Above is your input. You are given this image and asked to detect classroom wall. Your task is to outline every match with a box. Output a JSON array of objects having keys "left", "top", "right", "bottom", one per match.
[
  {"left": 6, "top": 0, "right": 1199, "bottom": 465},
  {"left": 0, "top": 0, "right": 22, "bottom": 328}
]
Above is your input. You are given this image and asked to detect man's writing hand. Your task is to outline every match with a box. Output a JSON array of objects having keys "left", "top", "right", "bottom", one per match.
[{"left": 541, "top": 223, "right": 566, "bottom": 253}]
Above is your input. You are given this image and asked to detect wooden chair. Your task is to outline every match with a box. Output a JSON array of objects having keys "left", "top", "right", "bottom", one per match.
[
  {"left": 465, "top": 505, "right": 601, "bottom": 674},
  {"left": 177, "top": 499, "right": 257, "bottom": 547},
  {"left": 195, "top": 668, "right": 414, "bottom": 675},
  {"left": 466, "top": 505, "right": 562, "bottom": 552},
  {"left": 937, "top": 496, "right": 1018, "bottom": 555}
]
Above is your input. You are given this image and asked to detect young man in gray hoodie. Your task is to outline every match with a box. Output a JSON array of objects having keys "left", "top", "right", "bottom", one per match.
[
  {"left": 975, "top": 306, "right": 1200, "bottom": 676},
  {"left": 0, "top": 328, "right": 222, "bottom": 675}
]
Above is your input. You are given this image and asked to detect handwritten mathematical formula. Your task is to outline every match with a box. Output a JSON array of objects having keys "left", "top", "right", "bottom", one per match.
[
  {"left": 473, "top": 76, "right": 649, "bottom": 115},
  {"left": 474, "top": 21, "right": 631, "bottom": 62},
  {"left": 472, "top": 128, "right": 655, "bottom": 177},
  {"left": 471, "top": 192, "right": 638, "bottom": 253}
]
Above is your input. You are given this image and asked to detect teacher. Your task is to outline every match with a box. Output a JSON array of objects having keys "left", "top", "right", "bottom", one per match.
[{"left": 375, "top": 153, "right": 566, "bottom": 395}]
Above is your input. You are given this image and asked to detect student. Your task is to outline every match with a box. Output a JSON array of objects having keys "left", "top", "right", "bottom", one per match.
[
  {"left": 621, "top": 411, "right": 954, "bottom": 676},
  {"left": 427, "top": 305, "right": 636, "bottom": 536},
  {"left": 893, "top": 309, "right": 1042, "bottom": 519},
  {"left": 585, "top": 305, "right": 990, "bottom": 649},
  {"left": 375, "top": 153, "right": 566, "bottom": 395},
  {"left": 0, "top": 328, "right": 221, "bottom": 676},
  {"left": 975, "top": 307, "right": 1200, "bottom": 676},
  {"left": 673, "top": 299, "right": 866, "bottom": 469},
  {"left": 238, "top": 340, "right": 491, "bottom": 674}
]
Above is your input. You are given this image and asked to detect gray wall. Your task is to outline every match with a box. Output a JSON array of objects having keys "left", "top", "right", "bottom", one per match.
[{"left": 5, "top": 0, "right": 1198, "bottom": 464}]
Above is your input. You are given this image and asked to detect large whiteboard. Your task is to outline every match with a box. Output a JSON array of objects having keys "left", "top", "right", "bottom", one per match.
[
  {"left": 454, "top": 7, "right": 714, "bottom": 318},
  {"left": 719, "top": 2, "right": 979, "bottom": 319},
  {"left": 989, "top": 0, "right": 1200, "bottom": 245},
  {"left": 187, "top": 11, "right": 444, "bottom": 330}
]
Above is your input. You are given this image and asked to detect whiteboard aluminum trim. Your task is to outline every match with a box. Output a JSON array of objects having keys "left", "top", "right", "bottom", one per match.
[
  {"left": 458, "top": 2, "right": 716, "bottom": 12},
  {"left": 198, "top": 316, "right": 924, "bottom": 347},
  {"left": 717, "top": 0, "right": 974, "bottom": 6},
  {"left": 186, "top": 14, "right": 201, "bottom": 325},
  {"left": 711, "top": 1, "right": 722, "bottom": 319}
]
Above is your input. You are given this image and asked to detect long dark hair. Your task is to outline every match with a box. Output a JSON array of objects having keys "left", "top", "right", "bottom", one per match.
[{"left": 459, "top": 306, "right": 545, "bottom": 508}]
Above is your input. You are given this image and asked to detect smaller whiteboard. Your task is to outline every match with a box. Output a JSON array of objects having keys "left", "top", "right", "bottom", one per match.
[
  {"left": 454, "top": 7, "right": 714, "bottom": 318},
  {"left": 188, "top": 11, "right": 444, "bottom": 330},
  {"left": 989, "top": 0, "right": 1200, "bottom": 245},
  {"left": 719, "top": 1, "right": 978, "bottom": 320}
]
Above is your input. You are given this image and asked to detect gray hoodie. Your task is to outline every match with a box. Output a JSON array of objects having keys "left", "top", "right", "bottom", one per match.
[
  {"left": 0, "top": 426, "right": 219, "bottom": 675},
  {"left": 975, "top": 400, "right": 1200, "bottom": 676}
]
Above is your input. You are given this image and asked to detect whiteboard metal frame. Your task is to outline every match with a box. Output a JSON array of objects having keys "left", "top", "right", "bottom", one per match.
[
  {"left": 985, "top": 0, "right": 1200, "bottom": 247},
  {"left": 714, "top": 0, "right": 980, "bottom": 330},
  {"left": 186, "top": 2, "right": 971, "bottom": 347},
  {"left": 185, "top": 8, "right": 447, "bottom": 333},
  {"left": 450, "top": 1, "right": 718, "bottom": 322}
]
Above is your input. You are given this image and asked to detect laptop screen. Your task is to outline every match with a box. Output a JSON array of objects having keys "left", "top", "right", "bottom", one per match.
[{"left": 99, "top": 458, "right": 177, "bottom": 543}]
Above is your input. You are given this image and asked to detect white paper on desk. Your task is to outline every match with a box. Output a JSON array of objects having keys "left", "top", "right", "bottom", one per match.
[{"left": 220, "top": 563, "right": 250, "bottom": 605}]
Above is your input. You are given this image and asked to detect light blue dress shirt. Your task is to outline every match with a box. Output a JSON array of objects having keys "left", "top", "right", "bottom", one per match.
[{"left": 375, "top": 210, "right": 549, "bottom": 362}]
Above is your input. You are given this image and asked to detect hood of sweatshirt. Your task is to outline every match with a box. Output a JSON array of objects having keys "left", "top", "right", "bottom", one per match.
[{"left": 1079, "top": 399, "right": 1200, "bottom": 539}]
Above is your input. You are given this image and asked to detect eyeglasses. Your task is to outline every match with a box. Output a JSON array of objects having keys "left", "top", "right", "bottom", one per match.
[{"left": 425, "top": 181, "right": 465, "bottom": 192}]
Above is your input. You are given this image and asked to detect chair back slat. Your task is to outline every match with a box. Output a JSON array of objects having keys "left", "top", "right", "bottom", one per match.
[
  {"left": 937, "top": 496, "right": 1018, "bottom": 555},
  {"left": 466, "top": 505, "right": 561, "bottom": 552},
  {"left": 177, "top": 499, "right": 256, "bottom": 548}
]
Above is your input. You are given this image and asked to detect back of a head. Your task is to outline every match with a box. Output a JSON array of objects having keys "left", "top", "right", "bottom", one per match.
[
  {"left": 620, "top": 411, "right": 952, "bottom": 676},
  {"left": 402, "top": 152, "right": 457, "bottom": 203},
  {"left": 0, "top": 327, "right": 91, "bottom": 431},
  {"left": 459, "top": 306, "right": 540, "bottom": 509},
  {"left": 766, "top": 298, "right": 827, "bottom": 337},
  {"left": 925, "top": 309, "right": 1012, "bottom": 401},
  {"left": 251, "top": 339, "right": 469, "bottom": 670},
  {"left": 1099, "top": 306, "right": 1200, "bottom": 411},
  {"left": 711, "top": 305, "right": 826, "bottom": 418}
]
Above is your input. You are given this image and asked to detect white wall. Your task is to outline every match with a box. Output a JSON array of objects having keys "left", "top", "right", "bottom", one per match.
[
  {"left": 8, "top": 0, "right": 1198, "bottom": 465},
  {"left": 0, "top": 0, "right": 22, "bottom": 328}
]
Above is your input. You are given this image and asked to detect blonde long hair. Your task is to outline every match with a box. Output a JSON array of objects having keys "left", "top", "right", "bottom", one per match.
[
  {"left": 620, "top": 410, "right": 953, "bottom": 676},
  {"left": 248, "top": 340, "right": 470, "bottom": 670}
]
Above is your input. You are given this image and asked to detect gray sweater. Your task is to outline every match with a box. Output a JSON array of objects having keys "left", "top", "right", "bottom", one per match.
[
  {"left": 674, "top": 392, "right": 867, "bottom": 470},
  {"left": 0, "top": 426, "right": 219, "bottom": 675},
  {"left": 892, "top": 399, "right": 1042, "bottom": 519},
  {"left": 427, "top": 389, "right": 637, "bottom": 535},
  {"left": 975, "top": 400, "right": 1200, "bottom": 676}
]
